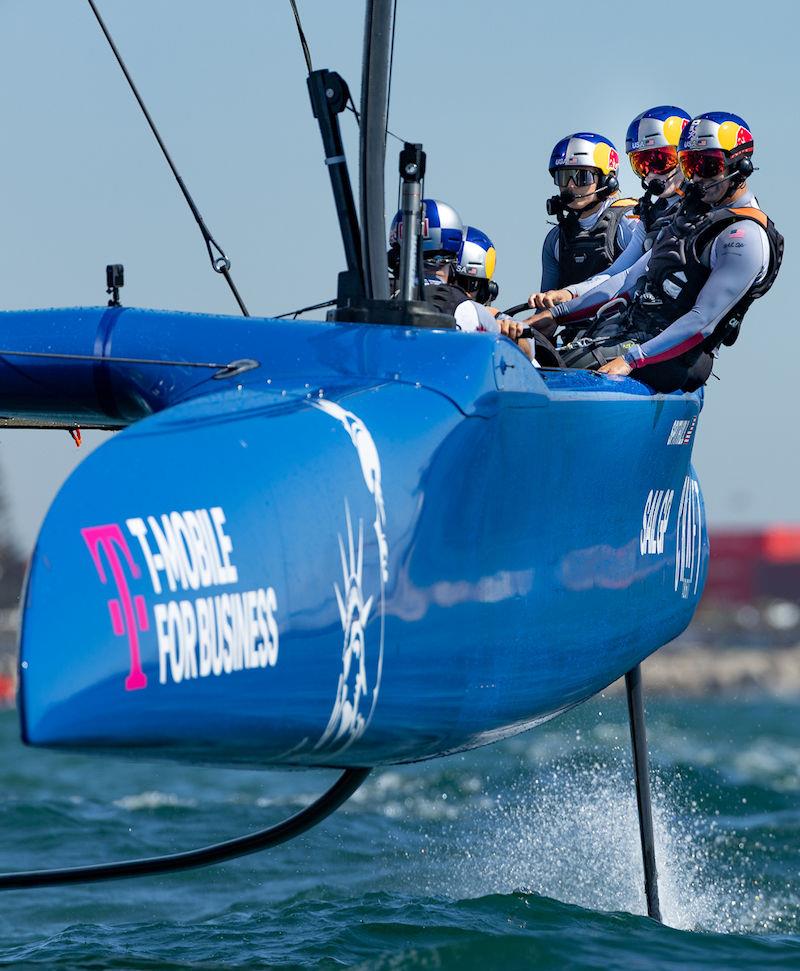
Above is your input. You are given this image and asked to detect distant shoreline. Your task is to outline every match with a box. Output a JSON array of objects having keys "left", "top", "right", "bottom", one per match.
[{"left": 607, "top": 642, "right": 800, "bottom": 698}]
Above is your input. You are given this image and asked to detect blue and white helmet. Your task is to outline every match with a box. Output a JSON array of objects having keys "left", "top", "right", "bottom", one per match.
[
  {"left": 548, "top": 132, "right": 620, "bottom": 176},
  {"left": 388, "top": 199, "right": 464, "bottom": 260},
  {"left": 455, "top": 227, "right": 496, "bottom": 281},
  {"left": 679, "top": 111, "right": 754, "bottom": 160},
  {"left": 420, "top": 199, "right": 464, "bottom": 256},
  {"left": 625, "top": 106, "right": 691, "bottom": 154}
]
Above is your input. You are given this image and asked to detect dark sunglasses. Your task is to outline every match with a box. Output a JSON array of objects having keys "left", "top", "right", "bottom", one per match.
[{"left": 552, "top": 167, "right": 598, "bottom": 189}]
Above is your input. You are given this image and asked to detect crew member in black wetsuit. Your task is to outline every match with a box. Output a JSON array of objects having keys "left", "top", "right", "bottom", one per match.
[
  {"left": 538, "top": 132, "right": 638, "bottom": 295},
  {"left": 521, "top": 112, "right": 783, "bottom": 393}
]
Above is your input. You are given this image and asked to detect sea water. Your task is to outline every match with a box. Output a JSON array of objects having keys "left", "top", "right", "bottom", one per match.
[{"left": 0, "top": 696, "right": 797, "bottom": 969}]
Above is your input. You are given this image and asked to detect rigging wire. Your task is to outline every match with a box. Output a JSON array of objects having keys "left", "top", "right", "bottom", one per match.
[
  {"left": 274, "top": 298, "right": 337, "bottom": 319},
  {"left": 0, "top": 348, "right": 258, "bottom": 379},
  {"left": 287, "top": 0, "right": 406, "bottom": 144},
  {"left": 288, "top": 0, "right": 314, "bottom": 74},
  {"left": 386, "top": 0, "right": 398, "bottom": 145},
  {"left": 85, "top": 0, "right": 250, "bottom": 317}
]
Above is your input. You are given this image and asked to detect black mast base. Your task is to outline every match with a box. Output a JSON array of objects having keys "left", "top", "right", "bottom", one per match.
[{"left": 328, "top": 298, "right": 456, "bottom": 330}]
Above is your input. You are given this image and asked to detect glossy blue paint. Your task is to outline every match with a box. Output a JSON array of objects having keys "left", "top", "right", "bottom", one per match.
[{"left": 6, "top": 307, "right": 708, "bottom": 768}]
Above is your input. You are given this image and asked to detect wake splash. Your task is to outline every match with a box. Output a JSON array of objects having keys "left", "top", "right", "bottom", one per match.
[{"left": 411, "top": 760, "right": 795, "bottom": 935}]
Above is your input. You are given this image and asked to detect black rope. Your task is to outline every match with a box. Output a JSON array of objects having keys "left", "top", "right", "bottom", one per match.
[
  {"left": 274, "top": 298, "right": 336, "bottom": 319},
  {"left": 85, "top": 0, "right": 250, "bottom": 317},
  {"left": 0, "top": 768, "right": 369, "bottom": 889},
  {"left": 288, "top": 0, "right": 314, "bottom": 73}
]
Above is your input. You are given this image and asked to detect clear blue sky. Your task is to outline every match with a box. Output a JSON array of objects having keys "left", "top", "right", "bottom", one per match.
[{"left": 0, "top": 0, "right": 795, "bottom": 550}]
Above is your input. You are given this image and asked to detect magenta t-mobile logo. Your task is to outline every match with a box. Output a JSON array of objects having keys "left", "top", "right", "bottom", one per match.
[{"left": 82, "top": 523, "right": 149, "bottom": 691}]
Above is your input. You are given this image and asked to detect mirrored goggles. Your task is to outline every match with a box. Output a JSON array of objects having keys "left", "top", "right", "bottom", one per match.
[
  {"left": 552, "top": 167, "right": 598, "bottom": 188},
  {"left": 629, "top": 146, "right": 679, "bottom": 178},
  {"left": 678, "top": 149, "right": 727, "bottom": 180}
]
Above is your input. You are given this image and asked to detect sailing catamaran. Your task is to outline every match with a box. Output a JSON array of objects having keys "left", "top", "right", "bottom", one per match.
[{"left": 1, "top": 0, "right": 708, "bottom": 919}]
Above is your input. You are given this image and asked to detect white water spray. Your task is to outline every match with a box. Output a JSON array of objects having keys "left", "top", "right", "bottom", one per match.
[{"left": 402, "top": 756, "right": 793, "bottom": 934}]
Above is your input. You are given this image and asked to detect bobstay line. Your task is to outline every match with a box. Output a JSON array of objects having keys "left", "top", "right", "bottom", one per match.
[{"left": 154, "top": 587, "right": 279, "bottom": 686}]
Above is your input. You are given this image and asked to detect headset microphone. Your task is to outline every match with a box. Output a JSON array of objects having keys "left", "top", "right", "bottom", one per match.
[
  {"left": 685, "top": 157, "right": 755, "bottom": 202},
  {"left": 547, "top": 177, "right": 619, "bottom": 214},
  {"left": 646, "top": 177, "right": 667, "bottom": 197}
]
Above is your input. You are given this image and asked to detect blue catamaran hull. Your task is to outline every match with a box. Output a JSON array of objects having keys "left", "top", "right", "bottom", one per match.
[{"left": 7, "top": 307, "right": 707, "bottom": 767}]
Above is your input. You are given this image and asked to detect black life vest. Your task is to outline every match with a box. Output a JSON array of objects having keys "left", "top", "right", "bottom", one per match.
[
  {"left": 424, "top": 281, "right": 470, "bottom": 317},
  {"left": 556, "top": 197, "right": 638, "bottom": 288},
  {"left": 628, "top": 200, "right": 784, "bottom": 351},
  {"left": 634, "top": 194, "right": 681, "bottom": 252}
]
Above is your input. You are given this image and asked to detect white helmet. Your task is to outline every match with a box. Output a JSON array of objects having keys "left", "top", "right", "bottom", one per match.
[{"left": 455, "top": 227, "right": 498, "bottom": 304}]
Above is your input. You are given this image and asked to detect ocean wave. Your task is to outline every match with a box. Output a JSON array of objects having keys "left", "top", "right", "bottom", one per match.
[
  {"left": 2, "top": 891, "right": 797, "bottom": 970},
  {"left": 112, "top": 791, "right": 197, "bottom": 811}
]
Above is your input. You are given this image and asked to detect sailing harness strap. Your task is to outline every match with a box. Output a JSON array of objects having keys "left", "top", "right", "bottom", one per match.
[{"left": 85, "top": 0, "right": 250, "bottom": 317}]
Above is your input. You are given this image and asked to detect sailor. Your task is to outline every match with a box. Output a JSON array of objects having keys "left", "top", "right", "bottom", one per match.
[
  {"left": 538, "top": 132, "right": 639, "bottom": 294},
  {"left": 427, "top": 225, "right": 503, "bottom": 332},
  {"left": 523, "top": 112, "right": 784, "bottom": 392},
  {"left": 388, "top": 200, "right": 501, "bottom": 333},
  {"left": 530, "top": 107, "right": 692, "bottom": 314}
]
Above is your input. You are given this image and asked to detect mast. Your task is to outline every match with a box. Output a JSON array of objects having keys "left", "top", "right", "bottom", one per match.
[
  {"left": 315, "top": 0, "right": 451, "bottom": 327},
  {"left": 359, "top": 0, "right": 393, "bottom": 301}
]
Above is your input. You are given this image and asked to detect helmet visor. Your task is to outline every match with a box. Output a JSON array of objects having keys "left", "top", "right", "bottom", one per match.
[
  {"left": 629, "top": 146, "right": 679, "bottom": 178},
  {"left": 679, "top": 149, "right": 727, "bottom": 180},
  {"left": 552, "top": 167, "right": 598, "bottom": 189}
]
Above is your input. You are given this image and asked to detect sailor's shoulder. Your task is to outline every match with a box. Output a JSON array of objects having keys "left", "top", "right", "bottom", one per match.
[
  {"left": 543, "top": 224, "right": 560, "bottom": 247},
  {"left": 725, "top": 205, "right": 769, "bottom": 229}
]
